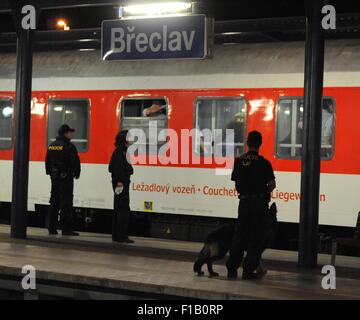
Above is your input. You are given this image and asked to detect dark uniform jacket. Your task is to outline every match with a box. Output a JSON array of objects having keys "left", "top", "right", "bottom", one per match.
[
  {"left": 45, "top": 136, "right": 81, "bottom": 179},
  {"left": 108, "top": 147, "right": 134, "bottom": 188},
  {"left": 231, "top": 151, "right": 275, "bottom": 198}
]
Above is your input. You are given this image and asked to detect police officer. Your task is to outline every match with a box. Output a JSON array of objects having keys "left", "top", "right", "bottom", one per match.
[
  {"left": 45, "top": 124, "right": 81, "bottom": 236},
  {"left": 226, "top": 131, "right": 276, "bottom": 280},
  {"left": 108, "top": 130, "right": 134, "bottom": 243}
]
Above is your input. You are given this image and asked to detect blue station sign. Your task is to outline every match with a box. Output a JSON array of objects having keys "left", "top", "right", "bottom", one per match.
[{"left": 101, "top": 15, "right": 209, "bottom": 61}]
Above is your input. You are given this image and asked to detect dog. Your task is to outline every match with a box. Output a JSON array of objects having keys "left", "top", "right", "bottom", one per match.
[{"left": 193, "top": 202, "right": 277, "bottom": 277}]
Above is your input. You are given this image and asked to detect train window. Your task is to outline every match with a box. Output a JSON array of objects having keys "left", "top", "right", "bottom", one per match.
[
  {"left": 47, "top": 99, "right": 90, "bottom": 152},
  {"left": 194, "top": 97, "right": 247, "bottom": 157},
  {"left": 276, "top": 97, "right": 335, "bottom": 159},
  {"left": 121, "top": 98, "right": 168, "bottom": 153},
  {"left": 0, "top": 99, "right": 13, "bottom": 150}
]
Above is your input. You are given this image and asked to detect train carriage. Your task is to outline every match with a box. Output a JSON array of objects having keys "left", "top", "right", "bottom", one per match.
[{"left": 0, "top": 40, "right": 360, "bottom": 240}]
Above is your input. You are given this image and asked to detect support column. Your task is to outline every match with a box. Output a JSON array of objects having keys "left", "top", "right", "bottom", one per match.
[
  {"left": 10, "top": 3, "right": 35, "bottom": 239},
  {"left": 298, "top": 0, "right": 325, "bottom": 267}
]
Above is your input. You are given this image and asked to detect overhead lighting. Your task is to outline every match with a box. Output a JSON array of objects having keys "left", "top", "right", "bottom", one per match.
[
  {"left": 2, "top": 106, "right": 13, "bottom": 117},
  {"left": 78, "top": 39, "right": 95, "bottom": 42},
  {"left": 56, "top": 19, "right": 70, "bottom": 30},
  {"left": 123, "top": 2, "right": 192, "bottom": 16},
  {"left": 220, "top": 32, "right": 243, "bottom": 36}
]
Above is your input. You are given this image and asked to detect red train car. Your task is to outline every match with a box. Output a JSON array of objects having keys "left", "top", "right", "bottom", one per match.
[{"left": 0, "top": 40, "right": 359, "bottom": 240}]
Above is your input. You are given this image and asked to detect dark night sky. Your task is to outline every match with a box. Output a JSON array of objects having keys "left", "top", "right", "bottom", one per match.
[{"left": 0, "top": 0, "right": 360, "bottom": 32}]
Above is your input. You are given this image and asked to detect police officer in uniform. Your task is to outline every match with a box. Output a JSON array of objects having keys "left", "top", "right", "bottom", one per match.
[
  {"left": 226, "top": 131, "right": 276, "bottom": 280},
  {"left": 45, "top": 124, "right": 81, "bottom": 236}
]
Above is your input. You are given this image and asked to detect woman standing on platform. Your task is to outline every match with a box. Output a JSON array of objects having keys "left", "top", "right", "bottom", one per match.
[{"left": 108, "top": 130, "right": 134, "bottom": 243}]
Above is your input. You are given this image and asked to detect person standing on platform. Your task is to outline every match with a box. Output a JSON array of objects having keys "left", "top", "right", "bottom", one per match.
[
  {"left": 108, "top": 130, "right": 134, "bottom": 243},
  {"left": 45, "top": 124, "right": 81, "bottom": 236},
  {"left": 226, "top": 131, "right": 276, "bottom": 280}
]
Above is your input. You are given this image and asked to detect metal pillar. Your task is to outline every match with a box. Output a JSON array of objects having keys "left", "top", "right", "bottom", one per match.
[
  {"left": 298, "top": 0, "right": 325, "bottom": 267},
  {"left": 10, "top": 3, "right": 35, "bottom": 239}
]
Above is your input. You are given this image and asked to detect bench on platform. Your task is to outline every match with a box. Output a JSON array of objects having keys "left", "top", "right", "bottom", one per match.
[{"left": 331, "top": 212, "right": 360, "bottom": 266}]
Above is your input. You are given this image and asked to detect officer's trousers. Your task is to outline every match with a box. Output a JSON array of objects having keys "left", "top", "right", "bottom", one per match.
[
  {"left": 48, "top": 177, "right": 74, "bottom": 233},
  {"left": 226, "top": 199, "right": 269, "bottom": 274},
  {"left": 112, "top": 184, "right": 131, "bottom": 241}
]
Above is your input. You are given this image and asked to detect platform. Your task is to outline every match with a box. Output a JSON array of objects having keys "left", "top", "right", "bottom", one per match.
[{"left": 0, "top": 224, "right": 359, "bottom": 300}]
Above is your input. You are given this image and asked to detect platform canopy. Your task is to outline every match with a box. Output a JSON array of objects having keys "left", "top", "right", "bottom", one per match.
[{"left": 0, "top": 0, "right": 360, "bottom": 50}]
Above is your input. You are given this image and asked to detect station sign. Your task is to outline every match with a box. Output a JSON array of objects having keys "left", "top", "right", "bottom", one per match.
[{"left": 101, "top": 14, "right": 211, "bottom": 61}]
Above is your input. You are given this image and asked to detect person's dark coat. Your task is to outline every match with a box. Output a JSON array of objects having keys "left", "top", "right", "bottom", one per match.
[{"left": 108, "top": 131, "right": 133, "bottom": 189}]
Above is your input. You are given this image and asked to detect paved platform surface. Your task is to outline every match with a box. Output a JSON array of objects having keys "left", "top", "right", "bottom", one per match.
[{"left": 0, "top": 224, "right": 359, "bottom": 300}]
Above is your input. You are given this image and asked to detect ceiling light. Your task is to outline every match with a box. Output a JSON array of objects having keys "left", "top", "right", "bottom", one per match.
[
  {"left": 56, "top": 19, "right": 70, "bottom": 30},
  {"left": 123, "top": 2, "right": 192, "bottom": 16}
]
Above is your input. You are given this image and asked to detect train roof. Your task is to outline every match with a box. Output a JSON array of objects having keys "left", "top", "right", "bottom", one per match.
[{"left": 1, "top": 40, "right": 360, "bottom": 90}]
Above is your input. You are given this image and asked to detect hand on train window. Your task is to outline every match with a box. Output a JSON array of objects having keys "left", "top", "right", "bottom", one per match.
[{"left": 142, "top": 103, "right": 166, "bottom": 117}]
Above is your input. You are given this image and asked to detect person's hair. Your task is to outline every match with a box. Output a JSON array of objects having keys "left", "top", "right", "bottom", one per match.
[
  {"left": 247, "top": 130, "right": 262, "bottom": 148},
  {"left": 323, "top": 100, "right": 333, "bottom": 112},
  {"left": 115, "top": 130, "right": 128, "bottom": 149}
]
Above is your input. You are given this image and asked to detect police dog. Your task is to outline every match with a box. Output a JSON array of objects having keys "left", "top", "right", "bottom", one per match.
[{"left": 193, "top": 202, "right": 277, "bottom": 277}]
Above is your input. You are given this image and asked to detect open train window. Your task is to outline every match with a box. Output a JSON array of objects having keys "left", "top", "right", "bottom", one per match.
[
  {"left": 276, "top": 97, "right": 335, "bottom": 160},
  {"left": 47, "top": 99, "right": 90, "bottom": 152},
  {"left": 120, "top": 98, "right": 168, "bottom": 153},
  {"left": 194, "top": 97, "right": 247, "bottom": 157},
  {"left": 0, "top": 99, "right": 13, "bottom": 150}
]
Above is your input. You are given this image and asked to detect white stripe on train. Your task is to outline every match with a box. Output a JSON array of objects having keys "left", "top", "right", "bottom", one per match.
[
  {"left": 0, "top": 160, "right": 359, "bottom": 227},
  {"left": 2, "top": 72, "right": 360, "bottom": 91}
]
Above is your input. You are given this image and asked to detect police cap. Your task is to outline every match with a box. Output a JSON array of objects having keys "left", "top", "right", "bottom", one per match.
[{"left": 58, "top": 124, "right": 75, "bottom": 136}]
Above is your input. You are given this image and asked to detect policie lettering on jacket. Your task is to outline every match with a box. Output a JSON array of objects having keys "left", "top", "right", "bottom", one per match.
[{"left": 45, "top": 136, "right": 81, "bottom": 180}]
